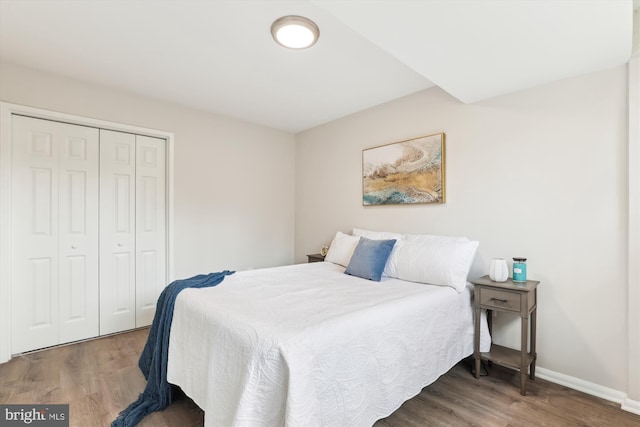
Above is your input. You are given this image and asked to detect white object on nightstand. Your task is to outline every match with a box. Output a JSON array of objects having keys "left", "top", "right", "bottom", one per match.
[{"left": 489, "top": 258, "right": 509, "bottom": 282}]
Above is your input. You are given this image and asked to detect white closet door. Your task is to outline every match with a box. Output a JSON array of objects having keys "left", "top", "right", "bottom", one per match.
[
  {"left": 99, "top": 130, "right": 136, "bottom": 335},
  {"left": 135, "top": 135, "right": 167, "bottom": 327},
  {"left": 58, "top": 121, "right": 100, "bottom": 343},
  {"left": 11, "top": 116, "right": 99, "bottom": 354}
]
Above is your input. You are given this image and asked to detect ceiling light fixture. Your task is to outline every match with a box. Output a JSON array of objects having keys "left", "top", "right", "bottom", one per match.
[{"left": 271, "top": 15, "right": 319, "bottom": 49}]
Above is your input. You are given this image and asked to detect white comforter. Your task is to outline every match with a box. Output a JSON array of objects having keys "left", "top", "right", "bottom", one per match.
[{"left": 167, "top": 262, "right": 490, "bottom": 427}]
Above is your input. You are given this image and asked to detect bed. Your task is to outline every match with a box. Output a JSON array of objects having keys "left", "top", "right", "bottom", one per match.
[{"left": 167, "top": 230, "right": 490, "bottom": 427}]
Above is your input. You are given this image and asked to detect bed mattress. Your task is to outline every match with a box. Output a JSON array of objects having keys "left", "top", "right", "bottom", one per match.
[{"left": 167, "top": 262, "right": 490, "bottom": 427}]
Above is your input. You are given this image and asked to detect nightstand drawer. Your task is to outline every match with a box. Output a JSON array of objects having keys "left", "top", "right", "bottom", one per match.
[
  {"left": 307, "top": 254, "right": 325, "bottom": 263},
  {"left": 479, "top": 287, "right": 520, "bottom": 312}
]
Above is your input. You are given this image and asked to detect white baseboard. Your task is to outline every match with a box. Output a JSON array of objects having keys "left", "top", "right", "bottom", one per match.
[
  {"left": 536, "top": 367, "right": 639, "bottom": 415},
  {"left": 622, "top": 397, "right": 640, "bottom": 416}
]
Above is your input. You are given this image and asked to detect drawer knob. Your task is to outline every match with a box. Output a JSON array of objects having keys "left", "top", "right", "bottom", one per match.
[{"left": 490, "top": 297, "right": 509, "bottom": 303}]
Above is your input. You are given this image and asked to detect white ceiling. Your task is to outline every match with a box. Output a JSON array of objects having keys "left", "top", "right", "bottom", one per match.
[{"left": 0, "top": 0, "right": 634, "bottom": 133}]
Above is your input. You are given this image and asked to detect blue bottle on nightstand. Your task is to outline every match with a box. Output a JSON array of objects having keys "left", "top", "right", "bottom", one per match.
[{"left": 513, "top": 257, "right": 527, "bottom": 282}]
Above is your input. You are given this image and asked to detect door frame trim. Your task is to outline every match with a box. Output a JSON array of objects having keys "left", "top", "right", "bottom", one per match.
[{"left": 0, "top": 102, "right": 175, "bottom": 363}]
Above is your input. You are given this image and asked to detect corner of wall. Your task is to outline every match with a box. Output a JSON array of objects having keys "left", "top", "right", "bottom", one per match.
[
  {"left": 0, "top": 102, "right": 14, "bottom": 363},
  {"left": 628, "top": 38, "right": 640, "bottom": 402}
]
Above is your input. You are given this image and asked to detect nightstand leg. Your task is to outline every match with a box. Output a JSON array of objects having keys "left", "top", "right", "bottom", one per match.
[
  {"left": 520, "top": 316, "right": 528, "bottom": 395},
  {"left": 530, "top": 308, "right": 537, "bottom": 380},
  {"left": 474, "top": 307, "right": 481, "bottom": 379}
]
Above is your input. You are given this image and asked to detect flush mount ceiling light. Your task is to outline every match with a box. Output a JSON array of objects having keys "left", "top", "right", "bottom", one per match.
[{"left": 271, "top": 15, "right": 319, "bottom": 49}]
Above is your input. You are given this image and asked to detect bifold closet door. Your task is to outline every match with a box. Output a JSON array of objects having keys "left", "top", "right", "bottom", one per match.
[
  {"left": 99, "top": 130, "right": 167, "bottom": 334},
  {"left": 135, "top": 135, "right": 167, "bottom": 327},
  {"left": 11, "top": 116, "right": 99, "bottom": 354},
  {"left": 99, "top": 130, "right": 136, "bottom": 335}
]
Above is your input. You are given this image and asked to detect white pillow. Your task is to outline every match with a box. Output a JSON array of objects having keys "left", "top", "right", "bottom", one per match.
[
  {"left": 391, "top": 234, "right": 479, "bottom": 292},
  {"left": 352, "top": 228, "right": 403, "bottom": 277},
  {"left": 324, "top": 231, "right": 361, "bottom": 267},
  {"left": 352, "top": 228, "right": 402, "bottom": 241}
]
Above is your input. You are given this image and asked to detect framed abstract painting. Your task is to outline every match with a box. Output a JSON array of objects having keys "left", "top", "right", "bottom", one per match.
[{"left": 363, "top": 133, "right": 445, "bottom": 205}]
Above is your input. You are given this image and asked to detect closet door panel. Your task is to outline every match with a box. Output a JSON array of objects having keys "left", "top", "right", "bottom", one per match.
[
  {"left": 12, "top": 117, "right": 60, "bottom": 353},
  {"left": 135, "top": 135, "right": 167, "bottom": 327},
  {"left": 11, "top": 116, "right": 99, "bottom": 353},
  {"left": 100, "top": 130, "right": 136, "bottom": 335},
  {"left": 59, "top": 130, "right": 100, "bottom": 343}
]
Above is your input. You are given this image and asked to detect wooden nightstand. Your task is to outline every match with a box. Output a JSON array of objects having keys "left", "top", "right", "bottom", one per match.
[
  {"left": 307, "top": 253, "right": 325, "bottom": 263},
  {"left": 471, "top": 275, "right": 540, "bottom": 395}
]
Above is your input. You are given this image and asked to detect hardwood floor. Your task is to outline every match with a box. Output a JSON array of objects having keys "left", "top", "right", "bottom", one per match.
[{"left": 1, "top": 328, "right": 638, "bottom": 427}]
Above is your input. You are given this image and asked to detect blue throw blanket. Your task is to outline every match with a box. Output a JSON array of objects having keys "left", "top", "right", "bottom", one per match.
[{"left": 112, "top": 270, "right": 235, "bottom": 427}]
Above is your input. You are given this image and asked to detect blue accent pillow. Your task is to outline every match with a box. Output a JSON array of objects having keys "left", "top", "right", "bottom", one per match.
[{"left": 344, "top": 237, "right": 397, "bottom": 282}]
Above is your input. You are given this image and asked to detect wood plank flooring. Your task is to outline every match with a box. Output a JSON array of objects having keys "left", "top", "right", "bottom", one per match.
[{"left": 1, "top": 328, "right": 638, "bottom": 426}]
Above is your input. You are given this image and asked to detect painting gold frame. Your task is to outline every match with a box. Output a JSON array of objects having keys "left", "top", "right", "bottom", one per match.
[{"left": 362, "top": 132, "right": 445, "bottom": 205}]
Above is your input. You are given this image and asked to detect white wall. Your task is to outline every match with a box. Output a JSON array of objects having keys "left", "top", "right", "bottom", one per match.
[
  {"left": 0, "top": 61, "right": 296, "bottom": 277},
  {"left": 295, "top": 66, "right": 629, "bottom": 394}
]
